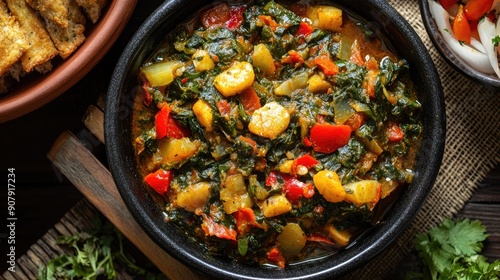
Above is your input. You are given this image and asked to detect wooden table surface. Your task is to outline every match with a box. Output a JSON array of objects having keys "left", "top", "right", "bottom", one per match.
[{"left": 1, "top": 0, "right": 499, "bottom": 278}]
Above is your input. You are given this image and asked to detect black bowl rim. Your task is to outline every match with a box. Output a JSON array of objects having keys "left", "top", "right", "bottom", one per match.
[
  {"left": 105, "top": 0, "right": 446, "bottom": 279},
  {"left": 419, "top": 0, "right": 500, "bottom": 90}
]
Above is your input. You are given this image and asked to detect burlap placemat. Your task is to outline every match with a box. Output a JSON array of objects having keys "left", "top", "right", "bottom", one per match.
[{"left": 345, "top": 0, "right": 500, "bottom": 279}]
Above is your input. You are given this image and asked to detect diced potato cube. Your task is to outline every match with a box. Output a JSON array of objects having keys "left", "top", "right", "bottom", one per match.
[
  {"left": 278, "top": 160, "right": 294, "bottom": 174},
  {"left": 214, "top": 61, "right": 255, "bottom": 97},
  {"left": 277, "top": 223, "right": 307, "bottom": 257},
  {"left": 248, "top": 102, "right": 290, "bottom": 139},
  {"left": 192, "top": 99, "right": 213, "bottom": 131},
  {"left": 158, "top": 137, "right": 201, "bottom": 166},
  {"left": 307, "top": 6, "right": 343, "bottom": 32},
  {"left": 327, "top": 225, "right": 351, "bottom": 247},
  {"left": 141, "top": 60, "right": 184, "bottom": 87},
  {"left": 192, "top": 49, "right": 215, "bottom": 72},
  {"left": 261, "top": 195, "right": 292, "bottom": 217},
  {"left": 176, "top": 182, "right": 211, "bottom": 212},
  {"left": 252, "top": 43, "right": 276, "bottom": 75},
  {"left": 343, "top": 180, "right": 381, "bottom": 208},
  {"left": 220, "top": 174, "right": 253, "bottom": 214},
  {"left": 313, "top": 170, "right": 346, "bottom": 203},
  {"left": 308, "top": 74, "right": 331, "bottom": 93}
]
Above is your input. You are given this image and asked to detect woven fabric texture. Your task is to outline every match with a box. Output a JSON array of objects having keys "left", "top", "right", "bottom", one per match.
[{"left": 346, "top": 0, "right": 500, "bottom": 278}]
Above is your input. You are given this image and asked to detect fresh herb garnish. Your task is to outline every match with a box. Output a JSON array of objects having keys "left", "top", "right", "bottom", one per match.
[
  {"left": 38, "top": 217, "right": 168, "bottom": 280},
  {"left": 493, "top": 35, "right": 500, "bottom": 47},
  {"left": 408, "top": 218, "right": 500, "bottom": 280}
]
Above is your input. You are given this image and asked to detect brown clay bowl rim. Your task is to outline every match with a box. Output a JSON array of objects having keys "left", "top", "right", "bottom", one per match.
[{"left": 0, "top": 0, "right": 138, "bottom": 123}]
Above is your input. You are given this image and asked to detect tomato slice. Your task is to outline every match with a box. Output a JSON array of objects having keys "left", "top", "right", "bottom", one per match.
[
  {"left": 438, "top": 0, "right": 459, "bottom": 10},
  {"left": 144, "top": 169, "right": 173, "bottom": 195},
  {"left": 200, "top": 3, "right": 230, "bottom": 28},
  {"left": 453, "top": 5, "right": 471, "bottom": 44},
  {"left": 296, "top": 21, "right": 314, "bottom": 36},
  {"left": 226, "top": 6, "right": 245, "bottom": 30},
  {"left": 266, "top": 247, "right": 286, "bottom": 269},
  {"left": 239, "top": 87, "right": 261, "bottom": 114},
  {"left": 309, "top": 123, "right": 351, "bottom": 154},
  {"left": 201, "top": 214, "right": 237, "bottom": 241},
  {"left": 233, "top": 208, "right": 258, "bottom": 233},
  {"left": 464, "top": 0, "right": 493, "bottom": 21},
  {"left": 314, "top": 56, "right": 339, "bottom": 76},
  {"left": 386, "top": 122, "right": 404, "bottom": 143}
]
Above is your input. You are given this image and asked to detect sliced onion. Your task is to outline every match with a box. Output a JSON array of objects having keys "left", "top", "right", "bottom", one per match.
[
  {"left": 428, "top": 0, "right": 495, "bottom": 74},
  {"left": 477, "top": 18, "right": 500, "bottom": 78}
]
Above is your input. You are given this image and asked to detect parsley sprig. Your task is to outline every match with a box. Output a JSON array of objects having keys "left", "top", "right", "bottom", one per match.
[
  {"left": 411, "top": 218, "right": 500, "bottom": 280},
  {"left": 38, "top": 217, "right": 168, "bottom": 280}
]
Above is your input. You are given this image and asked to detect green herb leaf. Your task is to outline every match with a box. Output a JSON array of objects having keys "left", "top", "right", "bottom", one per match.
[{"left": 411, "top": 218, "right": 500, "bottom": 280}]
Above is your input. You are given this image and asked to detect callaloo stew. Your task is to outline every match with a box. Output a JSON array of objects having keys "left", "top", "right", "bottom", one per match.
[{"left": 131, "top": 0, "right": 422, "bottom": 269}]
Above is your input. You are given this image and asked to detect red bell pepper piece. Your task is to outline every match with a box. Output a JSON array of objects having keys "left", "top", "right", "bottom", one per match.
[
  {"left": 265, "top": 170, "right": 279, "bottom": 187},
  {"left": 144, "top": 169, "right": 173, "bottom": 195},
  {"left": 386, "top": 122, "right": 404, "bottom": 142},
  {"left": 155, "top": 105, "right": 190, "bottom": 140},
  {"left": 239, "top": 87, "right": 261, "bottom": 114},
  {"left": 266, "top": 247, "right": 285, "bottom": 269},
  {"left": 314, "top": 56, "right": 339, "bottom": 76},
  {"left": 200, "top": 3, "right": 230, "bottom": 29},
  {"left": 296, "top": 21, "right": 314, "bottom": 36},
  {"left": 266, "top": 171, "right": 314, "bottom": 202},
  {"left": 291, "top": 154, "right": 318, "bottom": 175},
  {"left": 201, "top": 214, "right": 237, "bottom": 241},
  {"left": 226, "top": 6, "right": 245, "bottom": 30},
  {"left": 309, "top": 123, "right": 351, "bottom": 154}
]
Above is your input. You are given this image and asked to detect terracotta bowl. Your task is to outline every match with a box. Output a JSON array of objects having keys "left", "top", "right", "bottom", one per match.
[
  {"left": 0, "top": 0, "right": 138, "bottom": 123},
  {"left": 419, "top": 0, "right": 500, "bottom": 90},
  {"left": 105, "top": 0, "right": 446, "bottom": 279}
]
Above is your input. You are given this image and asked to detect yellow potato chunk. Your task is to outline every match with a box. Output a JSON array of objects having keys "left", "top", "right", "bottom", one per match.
[
  {"left": 308, "top": 74, "right": 331, "bottom": 93},
  {"left": 307, "top": 6, "right": 343, "bottom": 32},
  {"left": 261, "top": 195, "right": 292, "bottom": 217},
  {"left": 158, "top": 137, "right": 201, "bottom": 166},
  {"left": 277, "top": 223, "right": 307, "bottom": 257},
  {"left": 176, "top": 182, "right": 211, "bottom": 212},
  {"left": 220, "top": 174, "right": 253, "bottom": 214},
  {"left": 213, "top": 61, "right": 255, "bottom": 97},
  {"left": 192, "top": 49, "right": 215, "bottom": 72},
  {"left": 248, "top": 102, "right": 290, "bottom": 139},
  {"left": 327, "top": 225, "right": 351, "bottom": 247},
  {"left": 192, "top": 99, "right": 214, "bottom": 131},
  {"left": 343, "top": 180, "right": 381, "bottom": 208},
  {"left": 313, "top": 170, "right": 346, "bottom": 203},
  {"left": 141, "top": 60, "right": 184, "bottom": 87},
  {"left": 252, "top": 43, "right": 275, "bottom": 75}
]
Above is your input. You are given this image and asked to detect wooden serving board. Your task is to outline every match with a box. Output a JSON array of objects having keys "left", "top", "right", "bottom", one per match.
[{"left": 45, "top": 104, "right": 206, "bottom": 280}]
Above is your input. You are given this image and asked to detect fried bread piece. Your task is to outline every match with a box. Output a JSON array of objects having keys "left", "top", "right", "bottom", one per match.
[
  {"left": 6, "top": 0, "right": 59, "bottom": 73},
  {"left": 74, "top": 0, "right": 106, "bottom": 23},
  {"left": 0, "top": 0, "right": 27, "bottom": 76},
  {"left": 37, "top": 0, "right": 86, "bottom": 59},
  {"left": 25, "top": 0, "right": 70, "bottom": 28}
]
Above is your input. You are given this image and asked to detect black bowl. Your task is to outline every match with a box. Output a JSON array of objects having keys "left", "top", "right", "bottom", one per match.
[
  {"left": 419, "top": 0, "right": 500, "bottom": 90},
  {"left": 105, "top": 0, "right": 446, "bottom": 279}
]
